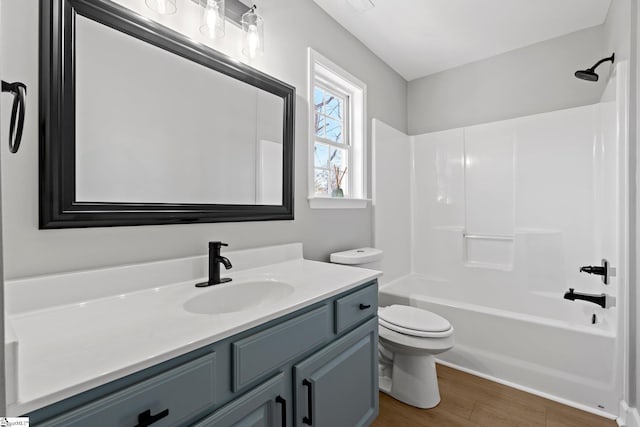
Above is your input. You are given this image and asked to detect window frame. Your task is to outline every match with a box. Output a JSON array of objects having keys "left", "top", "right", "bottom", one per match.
[{"left": 307, "top": 48, "right": 368, "bottom": 209}]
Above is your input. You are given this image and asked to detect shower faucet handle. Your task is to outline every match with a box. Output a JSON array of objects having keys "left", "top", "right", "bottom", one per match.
[
  {"left": 578, "top": 259, "right": 614, "bottom": 285},
  {"left": 579, "top": 265, "right": 605, "bottom": 275}
]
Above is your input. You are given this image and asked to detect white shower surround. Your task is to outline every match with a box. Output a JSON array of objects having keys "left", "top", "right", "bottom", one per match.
[{"left": 372, "top": 62, "right": 628, "bottom": 417}]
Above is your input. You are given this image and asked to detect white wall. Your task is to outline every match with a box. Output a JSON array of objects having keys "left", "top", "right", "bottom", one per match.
[
  {"left": 613, "top": 0, "right": 640, "bottom": 415},
  {"left": 0, "top": 0, "right": 407, "bottom": 279},
  {"left": 407, "top": 25, "right": 606, "bottom": 135},
  {"left": 371, "top": 119, "right": 411, "bottom": 284},
  {"left": 601, "top": 0, "right": 639, "bottom": 416}
]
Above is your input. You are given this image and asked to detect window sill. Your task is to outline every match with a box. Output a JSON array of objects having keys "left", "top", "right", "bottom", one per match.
[{"left": 308, "top": 197, "right": 369, "bottom": 209}]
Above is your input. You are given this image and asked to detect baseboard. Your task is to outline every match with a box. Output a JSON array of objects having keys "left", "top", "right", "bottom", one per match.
[
  {"left": 618, "top": 401, "right": 640, "bottom": 427},
  {"left": 435, "top": 359, "right": 617, "bottom": 420}
]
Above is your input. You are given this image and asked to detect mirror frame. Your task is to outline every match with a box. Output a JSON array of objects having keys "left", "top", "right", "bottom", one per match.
[{"left": 40, "top": 0, "right": 295, "bottom": 229}]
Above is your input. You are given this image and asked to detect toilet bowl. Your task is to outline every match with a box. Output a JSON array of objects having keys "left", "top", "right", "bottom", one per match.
[
  {"left": 378, "top": 304, "right": 454, "bottom": 409},
  {"left": 329, "top": 248, "right": 455, "bottom": 409}
]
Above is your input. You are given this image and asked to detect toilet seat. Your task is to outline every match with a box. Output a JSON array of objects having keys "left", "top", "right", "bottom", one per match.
[
  {"left": 379, "top": 305, "right": 453, "bottom": 338},
  {"left": 379, "top": 318, "right": 454, "bottom": 338}
]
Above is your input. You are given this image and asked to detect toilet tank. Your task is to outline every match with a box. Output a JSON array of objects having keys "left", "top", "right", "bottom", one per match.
[{"left": 329, "top": 248, "right": 383, "bottom": 270}]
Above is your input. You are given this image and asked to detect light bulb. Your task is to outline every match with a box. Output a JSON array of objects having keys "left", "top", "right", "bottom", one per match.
[
  {"left": 200, "top": 0, "right": 225, "bottom": 39},
  {"left": 145, "top": 0, "right": 177, "bottom": 15},
  {"left": 241, "top": 6, "right": 264, "bottom": 59},
  {"left": 247, "top": 25, "right": 260, "bottom": 58}
]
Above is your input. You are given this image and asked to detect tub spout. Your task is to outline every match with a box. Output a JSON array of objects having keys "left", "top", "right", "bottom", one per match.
[{"left": 563, "top": 288, "right": 607, "bottom": 309}]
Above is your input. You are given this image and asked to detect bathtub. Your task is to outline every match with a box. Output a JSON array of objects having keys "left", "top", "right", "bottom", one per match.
[{"left": 379, "top": 274, "right": 621, "bottom": 417}]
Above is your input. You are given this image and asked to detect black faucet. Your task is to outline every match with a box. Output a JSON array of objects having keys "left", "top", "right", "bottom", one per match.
[
  {"left": 563, "top": 288, "right": 607, "bottom": 308},
  {"left": 196, "top": 241, "right": 232, "bottom": 287}
]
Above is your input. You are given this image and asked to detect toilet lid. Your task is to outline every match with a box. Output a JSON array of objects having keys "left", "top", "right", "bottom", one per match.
[{"left": 378, "top": 305, "right": 451, "bottom": 333}]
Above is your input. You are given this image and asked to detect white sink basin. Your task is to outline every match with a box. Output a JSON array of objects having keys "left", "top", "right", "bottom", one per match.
[{"left": 184, "top": 280, "right": 295, "bottom": 315}]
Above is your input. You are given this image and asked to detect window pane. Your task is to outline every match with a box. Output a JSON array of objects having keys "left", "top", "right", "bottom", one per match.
[
  {"left": 314, "top": 87, "right": 324, "bottom": 115},
  {"left": 314, "top": 143, "right": 329, "bottom": 168},
  {"left": 314, "top": 115, "right": 325, "bottom": 138},
  {"left": 325, "top": 95, "right": 343, "bottom": 120},
  {"left": 330, "top": 170, "right": 348, "bottom": 196},
  {"left": 325, "top": 118, "right": 343, "bottom": 143},
  {"left": 329, "top": 147, "right": 347, "bottom": 170},
  {"left": 329, "top": 147, "right": 348, "bottom": 191},
  {"left": 314, "top": 169, "right": 329, "bottom": 195}
]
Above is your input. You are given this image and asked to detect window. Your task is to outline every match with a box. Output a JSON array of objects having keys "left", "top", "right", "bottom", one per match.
[
  {"left": 313, "top": 85, "right": 349, "bottom": 196},
  {"left": 308, "top": 48, "right": 367, "bottom": 208}
]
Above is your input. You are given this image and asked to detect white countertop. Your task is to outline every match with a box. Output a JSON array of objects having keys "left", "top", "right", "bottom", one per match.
[{"left": 5, "top": 243, "right": 381, "bottom": 415}]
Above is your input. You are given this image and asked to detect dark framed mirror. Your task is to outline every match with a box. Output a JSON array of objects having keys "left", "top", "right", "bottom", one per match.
[{"left": 40, "top": 0, "right": 295, "bottom": 229}]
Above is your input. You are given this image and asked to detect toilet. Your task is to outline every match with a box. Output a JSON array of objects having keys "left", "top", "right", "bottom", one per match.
[{"left": 330, "top": 248, "right": 455, "bottom": 409}]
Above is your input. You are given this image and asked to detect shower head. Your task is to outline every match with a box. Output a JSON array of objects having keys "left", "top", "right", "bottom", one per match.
[
  {"left": 574, "top": 69, "right": 599, "bottom": 82},
  {"left": 574, "top": 53, "right": 615, "bottom": 82}
]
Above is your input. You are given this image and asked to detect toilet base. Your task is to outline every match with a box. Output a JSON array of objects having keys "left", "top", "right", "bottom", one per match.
[{"left": 380, "top": 353, "right": 441, "bottom": 409}]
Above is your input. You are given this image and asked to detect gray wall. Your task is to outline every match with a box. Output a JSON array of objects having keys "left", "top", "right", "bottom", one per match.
[
  {"left": 407, "top": 25, "right": 606, "bottom": 135},
  {"left": 0, "top": 0, "right": 407, "bottom": 279}
]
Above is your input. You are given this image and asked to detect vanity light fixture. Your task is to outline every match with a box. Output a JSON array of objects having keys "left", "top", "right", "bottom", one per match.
[
  {"left": 187, "top": 0, "right": 266, "bottom": 57},
  {"left": 241, "top": 5, "right": 263, "bottom": 59},
  {"left": 200, "top": 0, "right": 226, "bottom": 39},
  {"left": 145, "top": 0, "right": 177, "bottom": 15}
]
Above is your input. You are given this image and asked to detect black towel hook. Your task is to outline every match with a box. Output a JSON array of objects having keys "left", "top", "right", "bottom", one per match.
[{"left": 1, "top": 80, "right": 27, "bottom": 153}]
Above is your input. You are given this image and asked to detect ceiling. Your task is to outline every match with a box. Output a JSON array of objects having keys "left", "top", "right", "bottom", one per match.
[{"left": 312, "top": 0, "right": 612, "bottom": 81}]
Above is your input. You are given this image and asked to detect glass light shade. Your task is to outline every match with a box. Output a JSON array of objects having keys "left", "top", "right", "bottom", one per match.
[
  {"left": 200, "top": 0, "right": 225, "bottom": 39},
  {"left": 145, "top": 0, "right": 177, "bottom": 15},
  {"left": 241, "top": 7, "right": 264, "bottom": 59}
]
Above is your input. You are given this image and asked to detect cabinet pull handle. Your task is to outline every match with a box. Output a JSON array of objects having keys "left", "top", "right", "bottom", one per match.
[
  {"left": 134, "top": 408, "right": 169, "bottom": 427},
  {"left": 302, "top": 379, "right": 313, "bottom": 425},
  {"left": 276, "top": 395, "right": 287, "bottom": 427},
  {"left": 359, "top": 303, "right": 371, "bottom": 310}
]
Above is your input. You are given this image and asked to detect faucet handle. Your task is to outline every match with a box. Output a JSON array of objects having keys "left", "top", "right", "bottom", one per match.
[{"left": 209, "top": 241, "right": 229, "bottom": 249}]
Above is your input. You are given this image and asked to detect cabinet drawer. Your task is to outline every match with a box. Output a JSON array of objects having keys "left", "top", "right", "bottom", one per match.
[
  {"left": 40, "top": 352, "right": 217, "bottom": 427},
  {"left": 334, "top": 282, "right": 377, "bottom": 334},
  {"left": 232, "top": 306, "right": 332, "bottom": 391}
]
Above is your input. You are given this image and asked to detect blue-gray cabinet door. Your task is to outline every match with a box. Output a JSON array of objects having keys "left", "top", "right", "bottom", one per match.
[
  {"left": 293, "top": 318, "right": 378, "bottom": 427},
  {"left": 194, "top": 373, "right": 288, "bottom": 427}
]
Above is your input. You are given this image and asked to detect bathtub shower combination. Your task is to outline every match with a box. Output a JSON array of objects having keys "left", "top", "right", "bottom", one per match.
[{"left": 373, "top": 63, "right": 628, "bottom": 417}]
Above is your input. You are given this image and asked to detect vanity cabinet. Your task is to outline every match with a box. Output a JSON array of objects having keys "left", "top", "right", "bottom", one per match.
[{"left": 28, "top": 281, "right": 378, "bottom": 427}]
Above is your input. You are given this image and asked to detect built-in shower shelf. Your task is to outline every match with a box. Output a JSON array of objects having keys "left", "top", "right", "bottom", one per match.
[
  {"left": 463, "top": 232, "right": 514, "bottom": 270},
  {"left": 463, "top": 233, "right": 514, "bottom": 241},
  {"left": 463, "top": 261, "right": 514, "bottom": 271}
]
